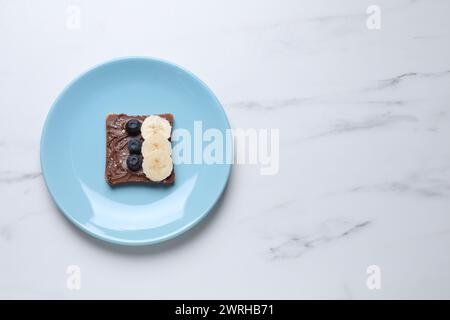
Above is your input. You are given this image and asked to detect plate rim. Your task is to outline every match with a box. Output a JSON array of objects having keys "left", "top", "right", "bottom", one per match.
[{"left": 40, "top": 56, "right": 232, "bottom": 246}]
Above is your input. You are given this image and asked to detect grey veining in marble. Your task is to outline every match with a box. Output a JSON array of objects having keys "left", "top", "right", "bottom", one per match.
[
  {"left": 0, "top": 171, "right": 42, "bottom": 184},
  {"left": 268, "top": 220, "right": 371, "bottom": 260},
  {"left": 375, "top": 70, "right": 450, "bottom": 89}
]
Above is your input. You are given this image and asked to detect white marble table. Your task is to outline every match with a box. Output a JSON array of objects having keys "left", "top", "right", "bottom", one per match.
[{"left": 1, "top": 0, "right": 450, "bottom": 299}]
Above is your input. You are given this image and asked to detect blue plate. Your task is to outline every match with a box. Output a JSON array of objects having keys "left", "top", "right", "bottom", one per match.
[{"left": 40, "top": 57, "right": 231, "bottom": 246}]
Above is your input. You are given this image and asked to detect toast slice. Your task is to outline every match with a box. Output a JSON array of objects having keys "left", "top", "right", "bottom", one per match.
[{"left": 105, "top": 113, "right": 175, "bottom": 186}]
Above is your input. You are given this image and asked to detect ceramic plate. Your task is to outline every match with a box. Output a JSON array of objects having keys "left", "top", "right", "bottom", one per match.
[{"left": 40, "top": 57, "right": 231, "bottom": 245}]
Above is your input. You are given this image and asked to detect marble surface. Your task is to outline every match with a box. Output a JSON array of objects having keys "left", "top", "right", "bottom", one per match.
[{"left": 1, "top": 0, "right": 450, "bottom": 299}]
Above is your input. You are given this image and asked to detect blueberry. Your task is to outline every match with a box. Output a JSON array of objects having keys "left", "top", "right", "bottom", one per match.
[
  {"left": 125, "top": 119, "right": 141, "bottom": 136},
  {"left": 126, "top": 154, "right": 142, "bottom": 171},
  {"left": 128, "top": 138, "right": 142, "bottom": 154}
]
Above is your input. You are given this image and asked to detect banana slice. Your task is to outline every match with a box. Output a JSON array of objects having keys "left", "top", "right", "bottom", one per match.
[
  {"left": 142, "top": 150, "right": 173, "bottom": 182},
  {"left": 142, "top": 134, "right": 172, "bottom": 156},
  {"left": 141, "top": 115, "right": 172, "bottom": 140}
]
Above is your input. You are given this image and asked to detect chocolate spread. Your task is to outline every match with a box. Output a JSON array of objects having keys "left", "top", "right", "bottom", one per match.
[{"left": 105, "top": 113, "right": 175, "bottom": 186}]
